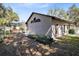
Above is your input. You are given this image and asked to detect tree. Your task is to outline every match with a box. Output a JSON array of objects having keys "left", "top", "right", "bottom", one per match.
[
  {"left": 47, "top": 8, "right": 68, "bottom": 20},
  {"left": 67, "top": 4, "right": 79, "bottom": 22},
  {"left": 5, "top": 7, "right": 19, "bottom": 22},
  {"left": 0, "top": 3, "right": 6, "bottom": 18},
  {"left": 0, "top": 3, "right": 19, "bottom": 26}
]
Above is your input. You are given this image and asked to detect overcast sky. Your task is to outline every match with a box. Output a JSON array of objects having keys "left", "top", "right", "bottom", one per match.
[{"left": 4, "top": 3, "right": 79, "bottom": 22}]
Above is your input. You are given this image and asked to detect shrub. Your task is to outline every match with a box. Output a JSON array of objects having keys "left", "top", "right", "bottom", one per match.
[
  {"left": 27, "top": 35, "right": 54, "bottom": 44},
  {"left": 5, "top": 31, "right": 10, "bottom": 35},
  {"left": 0, "top": 36, "right": 3, "bottom": 43},
  {"left": 27, "top": 35, "right": 37, "bottom": 39},
  {"left": 69, "top": 29, "right": 75, "bottom": 34},
  {"left": 37, "top": 35, "right": 53, "bottom": 44},
  {"left": 0, "top": 29, "right": 4, "bottom": 34}
]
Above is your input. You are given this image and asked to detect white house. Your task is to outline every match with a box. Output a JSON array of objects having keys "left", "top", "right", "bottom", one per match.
[{"left": 25, "top": 12, "right": 73, "bottom": 39}]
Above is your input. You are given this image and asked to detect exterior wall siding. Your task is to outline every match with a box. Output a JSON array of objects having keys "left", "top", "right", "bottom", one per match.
[
  {"left": 27, "top": 14, "right": 52, "bottom": 36},
  {"left": 27, "top": 13, "right": 69, "bottom": 37},
  {"left": 75, "top": 22, "right": 79, "bottom": 34},
  {"left": 51, "top": 19, "right": 69, "bottom": 37}
]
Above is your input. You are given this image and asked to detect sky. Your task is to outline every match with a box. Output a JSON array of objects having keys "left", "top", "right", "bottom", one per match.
[{"left": 3, "top": 3, "right": 79, "bottom": 22}]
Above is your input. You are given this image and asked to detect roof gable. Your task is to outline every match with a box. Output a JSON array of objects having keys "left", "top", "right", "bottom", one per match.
[{"left": 25, "top": 12, "right": 72, "bottom": 24}]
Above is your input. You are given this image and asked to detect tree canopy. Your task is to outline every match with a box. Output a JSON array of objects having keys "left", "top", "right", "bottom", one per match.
[
  {"left": 48, "top": 4, "right": 79, "bottom": 22},
  {"left": 0, "top": 3, "right": 19, "bottom": 26},
  {"left": 67, "top": 4, "right": 79, "bottom": 22},
  {"left": 47, "top": 8, "right": 68, "bottom": 20}
]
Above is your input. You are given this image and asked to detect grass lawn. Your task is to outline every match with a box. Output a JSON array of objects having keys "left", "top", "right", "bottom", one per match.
[{"left": 57, "top": 35, "right": 79, "bottom": 55}]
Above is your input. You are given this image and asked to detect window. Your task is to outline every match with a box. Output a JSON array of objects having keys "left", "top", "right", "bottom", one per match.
[
  {"left": 31, "top": 17, "right": 41, "bottom": 23},
  {"left": 34, "top": 17, "right": 36, "bottom": 21}
]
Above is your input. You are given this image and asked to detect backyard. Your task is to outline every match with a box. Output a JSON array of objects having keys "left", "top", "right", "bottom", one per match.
[
  {"left": 0, "top": 3, "right": 79, "bottom": 56},
  {"left": 0, "top": 33, "right": 79, "bottom": 56},
  {"left": 56, "top": 35, "right": 79, "bottom": 55}
]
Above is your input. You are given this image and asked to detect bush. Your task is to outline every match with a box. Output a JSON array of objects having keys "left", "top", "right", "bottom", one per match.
[
  {"left": 0, "top": 29, "right": 4, "bottom": 34},
  {"left": 27, "top": 35, "right": 37, "bottom": 40},
  {"left": 37, "top": 35, "right": 53, "bottom": 44},
  {"left": 69, "top": 29, "right": 75, "bottom": 34},
  {"left": 5, "top": 31, "right": 10, "bottom": 35},
  {"left": 27, "top": 35, "right": 54, "bottom": 45},
  {"left": 0, "top": 36, "right": 3, "bottom": 43}
]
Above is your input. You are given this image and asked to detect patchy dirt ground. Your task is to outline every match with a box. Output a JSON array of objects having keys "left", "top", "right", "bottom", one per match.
[{"left": 0, "top": 33, "right": 78, "bottom": 56}]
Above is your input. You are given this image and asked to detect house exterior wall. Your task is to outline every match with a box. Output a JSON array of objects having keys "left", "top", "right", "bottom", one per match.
[
  {"left": 75, "top": 22, "right": 79, "bottom": 35},
  {"left": 75, "top": 26, "right": 79, "bottom": 34},
  {"left": 69, "top": 23, "right": 79, "bottom": 35},
  {"left": 27, "top": 14, "right": 52, "bottom": 36},
  {"left": 51, "top": 19, "right": 69, "bottom": 37},
  {"left": 27, "top": 13, "right": 69, "bottom": 38}
]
